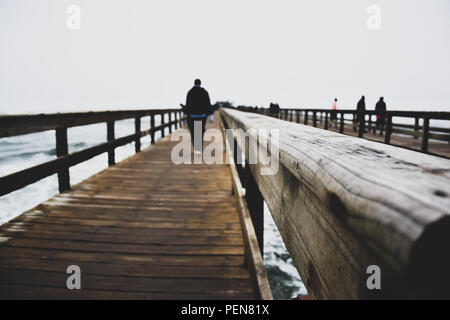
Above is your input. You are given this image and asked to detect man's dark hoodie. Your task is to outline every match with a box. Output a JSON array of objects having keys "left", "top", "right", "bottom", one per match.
[{"left": 185, "top": 86, "right": 212, "bottom": 115}]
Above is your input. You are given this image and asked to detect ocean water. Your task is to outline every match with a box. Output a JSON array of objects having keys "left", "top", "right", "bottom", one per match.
[{"left": 0, "top": 117, "right": 305, "bottom": 299}]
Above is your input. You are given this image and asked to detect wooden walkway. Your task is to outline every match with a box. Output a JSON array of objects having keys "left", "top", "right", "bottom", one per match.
[{"left": 0, "top": 119, "right": 258, "bottom": 299}]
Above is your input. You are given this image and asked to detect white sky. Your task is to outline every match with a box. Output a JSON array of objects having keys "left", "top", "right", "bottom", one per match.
[{"left": 1, "top": 0, "right": 449, "bottom": 113}]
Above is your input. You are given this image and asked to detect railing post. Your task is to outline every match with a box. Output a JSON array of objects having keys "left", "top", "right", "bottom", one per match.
[
  {"left": 161, "top": 113, "right": 165, "bottom": 138},
  {"left": 313, "top": 111, "right": 317, "bottom": 127},
  {"left": 358, "top": 111, "right": 365, "bottom": 138},
  {"left": 340, "top": 112, "right": 344, "bottom": 133},
  {"left": 150, "top": 115, "right": 155, "bottom": 144},
  {"left": 422, "top": 116, "right": 430, "bottom": 153},
  {"left": 373, "top": 113, "right": 377, "bottom": 134},
  {"left": 169, "top": 112, "right": 173, "bottom": 134},
  {"left": 379, "top": 112, "right": 385, "bottom": 136},
  {"left": 245, "top": 164, "right": 264, "bottom": 256},
  {"left": 107, "top": 121, "right": 115, "bottom": 166},
  {"left": 414, "top": 117, "right": 419, "bottom": 140},
  {"left": 135, "top": 117, "right": 141, "bottom": 153},
  {"left": 324, "top": 111, "right": 329, "bottom": 130},
  {"left": 55, "top": 127, "right": 70, "bottom": 193},
  {"left": 384, "top": 114, "right": 392, "bottom": 144}
]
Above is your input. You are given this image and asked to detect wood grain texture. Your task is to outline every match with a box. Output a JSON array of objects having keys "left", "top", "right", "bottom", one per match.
[
  {"left": 221, "top": 108, "right": 450, "bottom": 299},
  {"left": 0, "top": 116, "right": 259, "bottom": 299}
]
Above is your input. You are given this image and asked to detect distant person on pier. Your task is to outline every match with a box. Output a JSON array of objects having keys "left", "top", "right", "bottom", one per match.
[
  {"left": 354, "top": 95, "right": 366, "bottom": 132},
  {"left": 375, "top": 97, "right": 387, "bottom": 136},
  {"left": 269, "top": 103, "right": 280, "bottom": 117},
  {"left": 181, "top": 79, "right": 213, "bottom": 152},
  {"left": 331, "top": 98, "right": 338, "bottom": 127}
]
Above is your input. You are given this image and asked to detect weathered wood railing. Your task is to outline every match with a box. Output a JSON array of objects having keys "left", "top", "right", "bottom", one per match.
[
  {"left": 221, "top": 108, "right": 450, "bottom": 299},
  {"left": 0, "top": 109, "right": 186, "bottom": 196},
  {"left": 238, "top": 107, "right": 450, "bottom": 156}
]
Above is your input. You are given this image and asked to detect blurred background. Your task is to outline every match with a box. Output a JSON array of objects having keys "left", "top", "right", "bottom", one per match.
[{"left": 1, "top": 0, "right": 450, "bottom": 113}]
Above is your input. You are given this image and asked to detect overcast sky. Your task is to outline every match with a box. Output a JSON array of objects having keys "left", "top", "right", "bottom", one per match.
[{"left": 1, "top": 0, "right": 449, "bottom": 114}]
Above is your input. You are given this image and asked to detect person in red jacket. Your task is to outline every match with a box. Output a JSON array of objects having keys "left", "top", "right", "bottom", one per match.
[{"left": 331, "top": 98, "right": 338, "bottom": 127}]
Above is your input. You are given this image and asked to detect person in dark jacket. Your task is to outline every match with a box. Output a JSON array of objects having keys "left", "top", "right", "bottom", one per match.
[
  {"left": 269, "top": 103, "right": 280, "bottom": 117},
  {"left": 375, "top": 97, "right": 387, "bottom": 136},
  {"left": 354, "top": 95, "right": 366, "bottom": 131},
  {"left": 182, "top": 79, "right": 212, "bottom": 152}
]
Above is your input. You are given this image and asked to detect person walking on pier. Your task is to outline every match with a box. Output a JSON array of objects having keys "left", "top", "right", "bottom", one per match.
[
  {"left": 182, "top": 79, "right": 213, "bottom": 152},
  {"left": 375, "top": 97, "right": 387, "bottom": 136},
  {"left": 354, "top": 95, "right": 366, "bottom": 132},
  {"left": 269, "top": 103, "right": 280, "bottom": 118},
  {"left": 331, "top": 98, "right": 338, "bottom": 127}
]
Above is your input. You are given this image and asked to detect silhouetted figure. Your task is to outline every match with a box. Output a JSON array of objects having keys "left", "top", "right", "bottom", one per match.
[
  {"left": 331, "top": 98, "right": 338, "bottom": 127},
  {"left": 375, "top": 97, "right": 387, "bottom": 136},
  {"left": 182, "top": 79, "right": 212, "bottom": 152},
  {"left": 354, "top": 96, "right": 366, "bottom": 132},
  {"left": 269, "top": 103, "right": 280, "bottom": 117}
]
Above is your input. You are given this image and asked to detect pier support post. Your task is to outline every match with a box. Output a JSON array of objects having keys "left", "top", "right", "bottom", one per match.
[
  {"left": 55, "top": 127, "right": 70, "bottom": 192},
  {"left": 422, "top": 116, "right": 430, "bottom": 153},
  {"left": 161, "top": 114, "right": 165, "bottom": 138},
  {"left": 304, "top": 110, "right": 308, "bottom": 125},
  {"left": 384, "top": 114, "right": 392, "bottom": 144},
  {"left": 324, "top": 111, "right": 329, "bottom": 130},
  {"left": 414, "top": 117, "right": 419, "bottom": 140},
  {"left": 150, "top": 115, "right": 155, "bottom": 144},
  {"left": 107, "top": 121, "right": 115, "bottom": 166},
  {"left": 245, "top": 164, "right": 264, "bottom": 256},
  {"left": 169, "top": 112, "right": 173, "bottom": 134},
  {"left": 340, "top": 112, "right": 344, "bottom": 133},
  {"left": 135, "top": 117, "right": 141, "bottom": 153},
  {"left": 358, "top": 112, "right": 365, "bottom": 138},
  {"left": 313, "top": 111, "right": 317, "bottom": 127}
]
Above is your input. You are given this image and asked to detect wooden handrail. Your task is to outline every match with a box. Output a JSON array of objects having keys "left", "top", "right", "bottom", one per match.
[
  {"left": 0, "top": 109, "right": 185, "bottom": 138},
  {"left": 0, "top": 109, "right": 186, "bottom": 196},
  {"left": 221, "top": 108, "right": 450, "bottom": 299}
]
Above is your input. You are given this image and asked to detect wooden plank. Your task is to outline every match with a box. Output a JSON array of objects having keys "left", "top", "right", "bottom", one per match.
[
  {"left": 0, "top": 269, "right": 254, "bottom": 293},
  {"left": 0, "top": 229, "right": 244, "bottom": 245},
  {"left": 0, "top": 257, "right": 250, "bottom": 279},
  {"left": 1, "top": 221, "right": 244, "bottom": 236},
  {"left": 0, "top": 247, "right": 247, "bottom": 267},
  {"left": 0, "top": 284, "right": 254, "bottom": 300},
  {"left": 221, "top": 108, "right": 450, "bottom": 299},
  {"left": 1, "top": 238, "right": 245, "bottom": 256}
]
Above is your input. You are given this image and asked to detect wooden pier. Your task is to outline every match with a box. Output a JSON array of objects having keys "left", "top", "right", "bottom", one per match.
[
  {"left": 0, "top": 107, "right": 450, "bottom": 299},
  {"left": 0, "top": 111, "right": 271, "bottom": 299}
]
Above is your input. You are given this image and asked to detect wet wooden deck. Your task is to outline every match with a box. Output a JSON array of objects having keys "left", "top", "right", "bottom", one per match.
[{"left": 0, "top": 120, "right": 258, "bottom": 299}]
